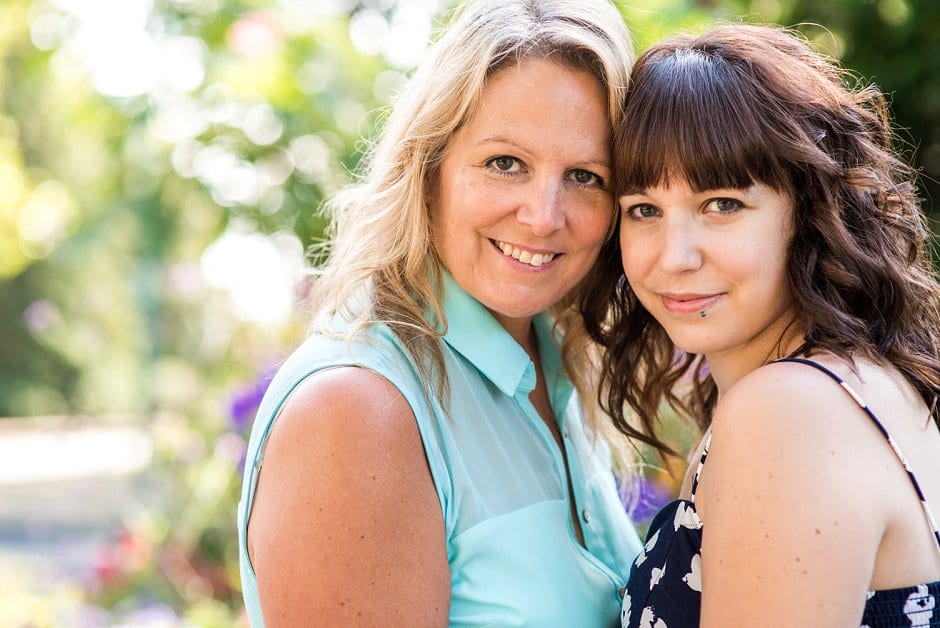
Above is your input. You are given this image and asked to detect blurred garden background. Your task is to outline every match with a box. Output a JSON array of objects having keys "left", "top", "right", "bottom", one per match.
[{"left": 0, "top": 0, "right": 937, "bottom": 625}]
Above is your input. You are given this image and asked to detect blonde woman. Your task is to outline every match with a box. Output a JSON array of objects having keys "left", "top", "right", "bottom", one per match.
[{"left": 236, "top": 1, "right": 642, "bottom": 625}]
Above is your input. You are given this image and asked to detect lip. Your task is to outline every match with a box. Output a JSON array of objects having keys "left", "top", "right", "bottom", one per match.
[
  {"left": 659, "top": 292, "right": 723, "bottom": 315},
  {"left": 490, "top": 239, "right": 561, "bottom": 270}
]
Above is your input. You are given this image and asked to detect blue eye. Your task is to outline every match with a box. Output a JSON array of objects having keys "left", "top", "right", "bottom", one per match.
[
  {"left": 707, "top": 198, "right": 743, "bottom": 213},
  {"left": 628, "top": 204, "right": 659, "bottom": 219}
]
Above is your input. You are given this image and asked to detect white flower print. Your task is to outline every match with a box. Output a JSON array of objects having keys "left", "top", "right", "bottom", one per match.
[
  {"left": 903, "top": 584, "right": 935, "bottom": 627},
  {"left": 673, "top": 501, "right": 703, "bottom": 531},
  {"left": 682, "top": 552, "right": 702, "bottom": 592},
  {"left": 650, "top": 564, "right": 665, "bottom": 590},
  {"left": 621, "top": 593, "right": 631, "bottom": 628},
  {"left": 639, "top": 606, "right": 667, "bottom": 628},
  {"left": 636, "top": 529, "right": 660, "bottom": 568}
]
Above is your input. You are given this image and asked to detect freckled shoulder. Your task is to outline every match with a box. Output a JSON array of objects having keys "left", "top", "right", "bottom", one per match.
[
  {"left": 710, "top": 359, "right": 869, "bottom": 450},
  {"left": 248, "top": 367, "right": 450, "bottom": 625},
  {"left": 704, "top": 359, "right": 893, "bottom": 494},
  {"left": 697, "top": 361, "right": 886, "bottom": 625},
  {"left": 704, "top": 363, "right": 835, "bottom": 498}
]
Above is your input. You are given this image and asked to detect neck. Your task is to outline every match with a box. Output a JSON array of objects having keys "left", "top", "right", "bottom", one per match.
[{"left": 707, "top": 315, "right": 804, "bottom": 397}]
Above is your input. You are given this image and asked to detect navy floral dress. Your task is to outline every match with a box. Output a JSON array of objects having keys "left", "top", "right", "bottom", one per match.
[{"left": 621, "top": 358, "right": 940, "bottom": 627}]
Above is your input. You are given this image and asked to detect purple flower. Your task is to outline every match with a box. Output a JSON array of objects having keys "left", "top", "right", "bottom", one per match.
[
  {"left": 228, "top": 369, "right": 274, "bottom": 431},
  {"left": 628, "top": 475, "right": 675, "bottom": 523}
]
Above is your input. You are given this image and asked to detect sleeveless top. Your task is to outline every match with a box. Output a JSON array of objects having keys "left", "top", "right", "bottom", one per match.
[
  {"left": 621, "top": 357, "right": 940, "bottom": 627},
  {"left": 237, "top": 274, "right": 643, "bottom": 627}
]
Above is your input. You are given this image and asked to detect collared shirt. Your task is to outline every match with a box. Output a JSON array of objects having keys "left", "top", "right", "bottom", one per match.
[{"left": 237, "top": 274, "right": 642, "bottom": 626}]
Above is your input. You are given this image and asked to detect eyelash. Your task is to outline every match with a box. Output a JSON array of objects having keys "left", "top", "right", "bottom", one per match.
[
  {"left": 705, "top": 198, "right": 744, "bottom": 213},
  {"left": 483, "top": 156, "right": 606, "bottom": 190},
  {"left": 623, "top": 197, "right": 745, "bottom": 220},
  {"left": 568, "top": 169, "right": 606, "bottom": 190},
  {"left": 485, "top": 156, "right": 522, "bottom": 176},
  {"left": 624, "top": 204, "right": 659, "bottom": 220}
]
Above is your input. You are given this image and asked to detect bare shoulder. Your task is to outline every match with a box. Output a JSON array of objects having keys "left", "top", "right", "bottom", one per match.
[
  {"left": 255, "top": 366, "right": 433, "bottom": 494},
  {"left": 268, "top": 365, "right": 423, "bottom": 450},
  {"left": 716, "top": 358, "right": 849, "bottom": 424},
  {"left": 704, "top": 357, "right": 891, "bottom": 508},
  {"left": 697, "top": 358, "right": 887, "bottom": 626},
  {"left": 248, "top": 366, "right": 450, "bottom": 626},
  {"left": 708, "top": 357, "right": 877, "bottom": 454},
  {"left": 711, "top": 354, "right": 918, "bottom": 449}
]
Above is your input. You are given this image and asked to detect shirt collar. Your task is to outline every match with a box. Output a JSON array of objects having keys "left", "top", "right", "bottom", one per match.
[
  {"left": 441, "top": 273, "right": 571, "bottom": 406},
  {"left": 534, "top": 313, "right": 574, "bottom": 421}
]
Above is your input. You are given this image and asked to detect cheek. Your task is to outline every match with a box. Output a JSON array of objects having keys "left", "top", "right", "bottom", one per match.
[
  {"left": 756, "top": 236, "right": 789, "bottom": 274},
  {"left": 747, "top": 242, "right": 790, "bottom": 301},
  {"left": 619, "top": 233, "right": 649, "bottom": 281},
  {"left": 430, "top": 206, "right": 468, "bottom": 266},
  {"left": 623, "top": 274, "right": 658, "bottom": 317},
  {"left": 436, "top": 166, "right": 488, "bottom": 219},
  {"left": 567, "top": 200, "right": 613, "bottom": 250}
]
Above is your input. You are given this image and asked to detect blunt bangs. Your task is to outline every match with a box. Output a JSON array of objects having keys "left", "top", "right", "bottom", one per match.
[{"left": 615, "top": 46, "right": 793, "bottom": 196}]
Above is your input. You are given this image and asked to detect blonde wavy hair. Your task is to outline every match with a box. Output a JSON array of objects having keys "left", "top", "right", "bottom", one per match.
[{"left": 310, "top": 0, "right": 633, "bottom": 418}]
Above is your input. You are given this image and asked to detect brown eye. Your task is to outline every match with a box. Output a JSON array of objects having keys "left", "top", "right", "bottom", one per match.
[
  {"left": 568, "top": 169, "right": 602, "bottom": 187},
  {"left": 487, "top": 156, "right": 520, "bottom": 172}
]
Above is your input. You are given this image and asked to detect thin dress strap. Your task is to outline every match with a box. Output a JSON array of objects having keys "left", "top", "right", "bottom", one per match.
[
  {"left": 688, "top": 430, "right": 712, "bottom": 504},
  {"left": 774, "top": 357, "right": 940, "bottom": 555}
]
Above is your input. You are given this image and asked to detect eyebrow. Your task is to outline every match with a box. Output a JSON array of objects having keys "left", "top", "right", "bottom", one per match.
[
  {"left": 477, "top": 134, "right": 511, "bottom": 143},
  {"left": 476, "top": 135, "right": 522, "bottom": 149}
]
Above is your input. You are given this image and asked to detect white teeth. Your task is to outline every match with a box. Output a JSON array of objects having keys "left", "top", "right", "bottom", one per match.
[{"left": 494, "top": 240, "right": 556, "bottom": 267}]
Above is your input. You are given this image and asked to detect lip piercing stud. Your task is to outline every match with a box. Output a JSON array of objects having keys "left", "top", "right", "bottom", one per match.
[{"left": 700, "top": 311, "right": 707, "bottom": 318}]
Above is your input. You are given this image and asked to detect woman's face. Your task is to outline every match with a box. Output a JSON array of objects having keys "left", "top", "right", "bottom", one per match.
[
  {"left": 431, "top": 58, "right": 614, "bottom": 332},
  {"left": 619, "top": 179, "right": 797, "bottom": 373}
]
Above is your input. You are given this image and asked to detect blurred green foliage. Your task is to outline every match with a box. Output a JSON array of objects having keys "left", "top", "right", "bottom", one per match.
[{"left": 0, "top": 0, "right": 936, "bottom": 623}]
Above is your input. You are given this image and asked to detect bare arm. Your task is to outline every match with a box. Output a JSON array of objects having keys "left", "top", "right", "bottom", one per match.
[
  {"left": 247, "top": 367, "right": 450, "bottom": 627},
  {"left": 697, "top": 363, "right": 885, "bottom": 627}
]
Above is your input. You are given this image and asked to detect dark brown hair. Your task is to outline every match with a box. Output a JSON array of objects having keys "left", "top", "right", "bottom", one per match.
[{"left": 580, "top": 24, "right": 940, "bottom": 458}]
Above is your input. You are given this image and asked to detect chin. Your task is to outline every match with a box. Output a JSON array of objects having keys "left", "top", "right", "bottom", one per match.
[
  {"left": 661, "top": 330, "right": 718, "bottom": 357},
  {"left": 486, "top": 300, "right": 548, "bottom": 320},
  {"left": 482, "top": 289, "right": 558, "bottom": 319}
]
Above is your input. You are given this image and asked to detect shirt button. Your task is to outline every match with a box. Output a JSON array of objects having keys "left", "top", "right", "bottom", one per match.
[
  {"left": 563, "top": 427, "right": 569, "bottom": 439},
  {"left": 582, "top": 509, "right": 591, "bottom": 524},
  {"left": 617, "top": 586, "right": 626, "bottom": 599}
]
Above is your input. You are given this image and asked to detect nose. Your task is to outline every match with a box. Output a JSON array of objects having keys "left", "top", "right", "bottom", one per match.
[
  {"left": 658, "top": 216, "right": 703, "bottom": 274},
  {"left": 516, "top": 178, "right": 565, "bottom": 237}
]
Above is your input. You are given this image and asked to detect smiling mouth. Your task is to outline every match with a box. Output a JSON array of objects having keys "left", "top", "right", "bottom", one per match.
[
  {"left": 660, "top": 293, "right": 723, "bottom": 315},
  {"left": 492, "top": 239, "right": 557, "bottom": 268}
]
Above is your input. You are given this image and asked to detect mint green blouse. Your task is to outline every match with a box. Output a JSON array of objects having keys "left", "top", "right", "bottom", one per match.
[{"left": 237, "top": 275, "right": 642, "bottom": 626}]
